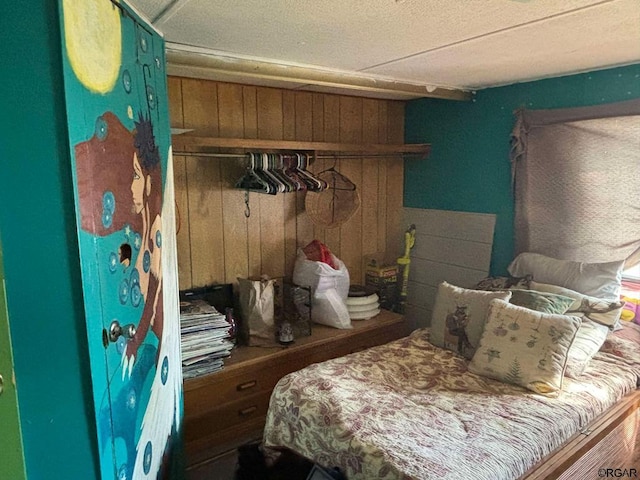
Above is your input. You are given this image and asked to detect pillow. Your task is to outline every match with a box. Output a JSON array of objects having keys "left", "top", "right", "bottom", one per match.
[
  {"left": 563, "top": 318, "right": 610, "bottom": 378},
  {"left": 530, "top": 281, "right": 624, "bottom": 377},
  {"left": 468, "top": 299, "right": 581, "bottom": 395},
  {"left": 507, "top": 252, "right": 624, "bottom": 301},
  {"left": 530, "top": 281, "right": 624, "bottom": 329},
  {"left": 509, "top": 289, "right": 575, "bottom": 315},
  {"left": 429, "top": 282, "right": 512, "bottom": 359},
  {"left": 475, "top": 275, "right": 533, "bottom": 291}
]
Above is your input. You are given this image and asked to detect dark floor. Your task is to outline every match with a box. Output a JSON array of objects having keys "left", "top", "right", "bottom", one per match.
[{"left": 186, "top": 444, "right": 317, "bottom": 480}]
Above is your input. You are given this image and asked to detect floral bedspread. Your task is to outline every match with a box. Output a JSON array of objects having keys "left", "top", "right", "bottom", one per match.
[{"left": 263, "top": 323, "right": 640, "bottom": 480}]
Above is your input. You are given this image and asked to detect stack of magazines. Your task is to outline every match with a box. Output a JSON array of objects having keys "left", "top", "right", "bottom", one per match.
[{"left": 180, "top": 299, "right": 235, "bottom": 379}]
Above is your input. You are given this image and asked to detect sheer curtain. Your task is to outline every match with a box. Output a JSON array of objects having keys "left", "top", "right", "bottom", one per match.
[{"left": 510, "top": 99, "right": 640, "bottom": 268}]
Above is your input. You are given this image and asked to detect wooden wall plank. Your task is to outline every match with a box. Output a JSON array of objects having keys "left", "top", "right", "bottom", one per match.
[
  {"left": 181, "top": 79, "right": 226, "bottom": 287},
  {"left": 282, "top": 91, "right": 298, "bottom": 278},
  {"left": 242, "top": 86, "right": 258, "bottom": 139},
  {"left": 282, "top": 91, "right": 296, "bottom": 141},
  {"left": 181, "top": 78, "right": 220, "bottom": 136},
  {"left": 185, "top": 156, "right": 224, "bottom": 286},
  {"left": 339, "top": 96, "right": 363, "bottom": 283},
  {"left": 361, "top": 99, "right": 380, "bottom": 272},
  {"left": 256, "top": 88, "right": 285, "bottom": 278},
  {"left": 312, "top": 94, "right": 325, "bottom": 143},
  {"left": 167, "top": 77, "right": 192, "bottom": 289},
  {"left": 218, "top": 83, "right": 249, "bottom": 284},
  {"left": 322, "top": 95, "right": 341, "bottom": 256},
  {"left": 218, "top": 83, "right": 244, "bottom": 138},
  {"left": 173, "top": 156, "right": 191, "bottom": 289},
  {"left": 386, "top": 101, "right": 405, "bottom": 261},
  {"left": 167, "top": 76, "right": 184, "bottom": 129},
  {"left": 242, "top": 86, "right": 261, "bottom": 278},
  {"left": 310, "top": 93, "right": 327, "bottom": 245},
  {"left": 294, "top": 93, "right": 313, "bottom": 142},
  {"left": 294, "top": 92, "right": 315, "bottom": 254},
  {"left": 377, "top": 102, "right": 389, "bottom": 257}
]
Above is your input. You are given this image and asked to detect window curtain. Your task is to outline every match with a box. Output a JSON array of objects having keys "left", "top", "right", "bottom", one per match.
[{"left": 510, "top": 98, "right": 640, "bottom": 268}]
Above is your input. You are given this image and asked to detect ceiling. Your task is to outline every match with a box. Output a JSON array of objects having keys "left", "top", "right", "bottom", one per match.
[{"left": 128, "top": 0, "right": 640, "bottom": 100}]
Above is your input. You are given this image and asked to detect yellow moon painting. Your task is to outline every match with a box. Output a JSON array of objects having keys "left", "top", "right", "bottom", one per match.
[{"left": 63, "top": 0, "right": 122, "bottom": 94}]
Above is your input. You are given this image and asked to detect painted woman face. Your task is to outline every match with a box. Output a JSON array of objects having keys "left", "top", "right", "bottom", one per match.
[{"left": 131, "top": 152, "right": 145, "bottom": 214}]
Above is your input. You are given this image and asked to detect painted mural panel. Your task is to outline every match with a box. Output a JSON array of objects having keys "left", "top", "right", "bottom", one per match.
[{"left": 59, "top": 1, "right": 183, "bottom": 478}]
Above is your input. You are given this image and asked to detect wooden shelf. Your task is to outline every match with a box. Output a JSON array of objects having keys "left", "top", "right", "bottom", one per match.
[{"left": 171, "top": 135, "right": 430, "bottom": 157}]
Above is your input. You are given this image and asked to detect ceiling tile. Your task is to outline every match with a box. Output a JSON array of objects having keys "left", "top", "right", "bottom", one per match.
[
  {"left": 153, "top": 0, "right": 608, "bottom": 71},
  {"left": 365, "top": 0, "right": 640, "bottom": 89}
]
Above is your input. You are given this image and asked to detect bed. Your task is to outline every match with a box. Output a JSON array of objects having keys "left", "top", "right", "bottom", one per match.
[{"left": 262, "top": 254, "right": 640, "bottom": 480}]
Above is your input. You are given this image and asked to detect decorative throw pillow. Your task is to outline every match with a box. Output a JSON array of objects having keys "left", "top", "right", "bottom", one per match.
[
  {"left": 475, "top": 275, "right": 533, "bottom": 291},
  {"left": 530, "top": 281, "right": 624, "bottom": 329},
  {"left": 509, "top": 289, "right": 575, "bottom": 315},
  {"left": 507, "top": 252, "right": 624, "bottom": 301},
  {"left": 429, "top": 282, "right": 512, "bottom": 359},
  {"left": 469, "top": 299, "right": 581, "bottom": 396},
  {"left": 528, "top": 281, "right": 625, "bottom": 377}
]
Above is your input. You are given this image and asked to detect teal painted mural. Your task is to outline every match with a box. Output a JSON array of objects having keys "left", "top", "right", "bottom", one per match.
[
  {"left": 59, "top": 1, "right": 183, "bottom": 478},
  {"left": 405, "top": 64, "right": 640, "bottom": 275}
]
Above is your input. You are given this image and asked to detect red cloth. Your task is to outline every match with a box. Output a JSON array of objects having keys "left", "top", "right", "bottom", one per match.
[{"left": 302, "top": 240, "right": 337, "bottom": 269}]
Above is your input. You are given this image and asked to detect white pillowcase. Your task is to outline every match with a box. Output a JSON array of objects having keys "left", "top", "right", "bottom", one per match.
[{"left": 508, "top": 252, "right": 624, "bottom": 301}]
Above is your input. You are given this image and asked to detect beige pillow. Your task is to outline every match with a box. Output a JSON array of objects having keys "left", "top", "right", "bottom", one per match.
[
  {"left": 430, "top": 282, "right": 512, "bottom": 359},
  {"left": 469, "top": 299, "right": 581, "bottom": 396},
  {"left": 531, "top": 281, "right": 624, "bottom": 377}
]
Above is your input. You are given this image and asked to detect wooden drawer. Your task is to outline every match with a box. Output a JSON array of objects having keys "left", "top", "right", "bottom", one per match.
[
  {"left": 185, "top": 390, "right": 273, "bottom": 444},
  {"left": 184, "top": 363, "right": 284, "bottom": 416}
]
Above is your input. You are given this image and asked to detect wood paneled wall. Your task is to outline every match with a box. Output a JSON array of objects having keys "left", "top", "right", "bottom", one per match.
[{"left": 168, "top": 76, "right": 406, "bottom": 290}]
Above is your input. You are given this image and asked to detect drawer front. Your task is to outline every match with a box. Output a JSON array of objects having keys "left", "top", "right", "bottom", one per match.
[
  {"left": 185, "top": 390, "right": 272, "bottom": 444},
  {"left": 184, "top": 365, "right": 283, "bottom": 416}
]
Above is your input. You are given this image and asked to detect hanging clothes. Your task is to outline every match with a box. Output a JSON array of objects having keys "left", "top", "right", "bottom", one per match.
[{"left": 235, "top": 152, "right": 327, "bottom": 195}]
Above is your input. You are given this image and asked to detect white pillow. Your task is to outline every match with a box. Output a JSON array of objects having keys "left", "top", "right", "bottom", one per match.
[
  {"left": 508, "top": 252, "right": 624, "bottom": 301},
  {"left": 469, "top": 299, "right": 581, "bottom": 395}
]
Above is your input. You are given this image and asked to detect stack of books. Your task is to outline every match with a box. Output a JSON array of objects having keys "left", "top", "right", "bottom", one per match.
[{"left": 180, "top": 299, "right": 235, "bottom": 379}]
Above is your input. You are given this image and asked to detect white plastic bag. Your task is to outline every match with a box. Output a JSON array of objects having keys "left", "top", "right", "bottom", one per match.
[{"left": 292, "top": 249, "right": 351, "bottom": 329}]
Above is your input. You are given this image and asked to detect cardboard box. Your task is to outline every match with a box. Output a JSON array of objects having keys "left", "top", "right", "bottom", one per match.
[{"left": 365, "top": 260, "right": 398, "bottom": 310}]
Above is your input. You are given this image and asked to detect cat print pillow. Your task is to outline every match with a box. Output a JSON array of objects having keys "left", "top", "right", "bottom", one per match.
[{"left": 429, "top": 282, "right": 512, "bottom": 359}]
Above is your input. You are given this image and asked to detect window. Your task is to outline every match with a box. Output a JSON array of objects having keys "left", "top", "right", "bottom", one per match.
[
  {"left": 510, "top": 100, "right": 640, "bottom": 269},
  {"left": 624, "top": 263, "right": 640, "bottom": 282}
]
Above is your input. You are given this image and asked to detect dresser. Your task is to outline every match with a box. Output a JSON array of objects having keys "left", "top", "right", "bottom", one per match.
[{"left": 183, "top": 309, "right": 409, "bottom": 469}]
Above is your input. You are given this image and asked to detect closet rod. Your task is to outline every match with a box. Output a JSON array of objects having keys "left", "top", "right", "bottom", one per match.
[{"left": 172, "top": 151, "right": 416, "bottom": 159}]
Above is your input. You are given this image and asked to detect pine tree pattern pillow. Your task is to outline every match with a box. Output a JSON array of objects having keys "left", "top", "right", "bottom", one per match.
[{"left": 469, "top": 299, "right": 581, "bottom": 396}]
